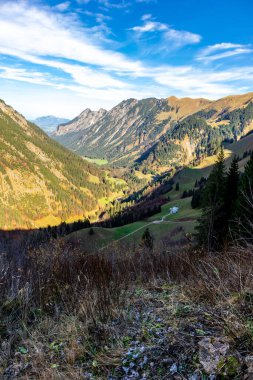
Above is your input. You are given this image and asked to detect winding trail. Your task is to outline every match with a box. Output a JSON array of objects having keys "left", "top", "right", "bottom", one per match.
[{"left": 99, "top": 209, "right": 194, "bottom": 250}]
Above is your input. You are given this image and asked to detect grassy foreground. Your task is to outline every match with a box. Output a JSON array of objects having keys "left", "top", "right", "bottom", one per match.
[{"left": 1, "top": 241, "right": 253, "bottom": 379}]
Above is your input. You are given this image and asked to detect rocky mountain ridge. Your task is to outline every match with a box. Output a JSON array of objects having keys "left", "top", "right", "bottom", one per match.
[
  {"left": 54, "top": 92, "right": 253, "bottom": 171},
  {"left": 56, "top": 108, "right": 107, "bottom": 135}
]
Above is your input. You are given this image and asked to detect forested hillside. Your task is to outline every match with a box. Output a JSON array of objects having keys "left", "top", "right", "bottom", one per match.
[
  {"left": 54, "top": 93, "right": 253, "bottom": 174},
  {"left": 0, "top": 100, "right": 123, "bottom": 229}
]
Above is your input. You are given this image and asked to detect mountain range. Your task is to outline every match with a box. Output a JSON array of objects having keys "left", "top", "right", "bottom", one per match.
[
  {"left": 31, "top": 115, "right": 70, "bottom": 134},
  {"left": 54, "top": 92, "right": 253, "bottom": 173},
  {"left": 0, "top": 100, "right": 123, "bottom": 230},
  {"left": 2, "top": 91, "right": 253, "bottom": 230}
]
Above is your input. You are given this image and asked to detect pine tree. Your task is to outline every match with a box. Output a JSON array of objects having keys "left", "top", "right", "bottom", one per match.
[
  {"left": 237, "top": 152, "right": 253, "bottom": 238},
  {"left": 195, "top": 148, "right": 226, "bottom": 251},
  {"left": 141, "top": 228, "right": 153, "bottom": 249},
  {"left": 224, "top": 155, "right": 240, "bottom": 238},
  {"left": 89, "top": 227, "right": 94, "bottom": 236}
]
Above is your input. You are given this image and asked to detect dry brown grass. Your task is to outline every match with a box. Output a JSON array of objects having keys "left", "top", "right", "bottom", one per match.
[{"left": 1, "top": 240, "right": 253, "bottom": 378}]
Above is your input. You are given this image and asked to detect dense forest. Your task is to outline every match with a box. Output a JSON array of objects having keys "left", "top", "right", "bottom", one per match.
[{"left": 194, "top": 147, "right": 253, "bottom": 251}]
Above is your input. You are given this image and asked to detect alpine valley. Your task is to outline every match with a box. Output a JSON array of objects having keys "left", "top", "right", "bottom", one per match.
[
  {"left": 54, "top": 92, "right": 253, "bottom": 173},
  {"left": 3, "top": 1, "right": 253, "bottom": 378},
  {"left": 2, "top": 92, "right": 253, "bottom": 231}
]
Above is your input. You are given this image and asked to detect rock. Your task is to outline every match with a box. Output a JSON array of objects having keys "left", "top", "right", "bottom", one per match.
[
  {"left": 198, "top": 337, "right": 229, "bottom": 374},
  {"left": 188, "top": 374, "right": 198, "bottom": 380},
  {"left": 245, "top": 355, "right": 253, "bottom": 375},
  {"left": 170, "top": 363, "right": 178, "bottom": 374}
]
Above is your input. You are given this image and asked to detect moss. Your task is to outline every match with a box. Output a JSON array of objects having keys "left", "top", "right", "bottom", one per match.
[{"left": 217, "top": 356, "right": 241, "bottom": 377}]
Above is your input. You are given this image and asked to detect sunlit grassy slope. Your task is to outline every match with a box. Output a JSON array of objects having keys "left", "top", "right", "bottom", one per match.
[
  {"left": 66, "top": 197, "right": 201, "bottom": 250},
  {"left": 83, "top": 156, "right": 108, "bottom": 165},
  {"left": 66, "top": 133, "right": 253, "bottom": 249},
  {"left": 0, "top": 99, "right": 126, "bottom": 230}
]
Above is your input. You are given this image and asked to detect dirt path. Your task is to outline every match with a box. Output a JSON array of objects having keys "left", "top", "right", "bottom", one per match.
[{"left": 99, "top": 210, "right": 194, "bottom": 251}]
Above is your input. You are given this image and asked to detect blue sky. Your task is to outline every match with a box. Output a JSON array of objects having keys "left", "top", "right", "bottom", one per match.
[{"left": 0, "top": 0, "right": 253, "bottom": 118}]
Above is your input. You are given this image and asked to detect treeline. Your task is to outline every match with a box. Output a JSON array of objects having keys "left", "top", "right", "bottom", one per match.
[
  {"left": 97, "top": 199, "right": 163, "bottom": 228},
  {"left": 140, "top": 102, "right": 253, "bottom": 171},
  {"left": 44, "top": 219, "right": 90, "bottom": 239},
  {"left": 0, "top": 218, "right": 91, "bottom": 260},
  {"left": 195, "top": 148, "right": 253, "bottom": 251},
  {"left": 123, "top": 173, "right": 173, "bottom": 204}
]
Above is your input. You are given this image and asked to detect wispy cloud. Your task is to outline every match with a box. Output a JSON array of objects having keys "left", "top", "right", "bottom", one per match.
[
  {"left": 131, "top": 16, "right": 201, "bottom": 49},
  {"left": 197, "top": 43, "right": 253, "bottom": 62},
  {"left": 54, "top": 2, "right": 71, "bottom": 12},
  {"left": 0, "top": 1, "right": 144, "bottom": 75},
  {"left": 136, "top": 0, "right": 157, "bottom": 3},
  {"left": 152, "top": 65, "right": 253, "bottom": 98},
  {"left": 0, "top": 1, "right": 253, "bottom": 118},
  {"left": 97, "top": 0, "right": 131, "bottom": 9}
]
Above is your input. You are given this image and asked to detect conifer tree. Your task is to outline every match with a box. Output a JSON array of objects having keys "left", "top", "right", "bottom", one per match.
[
  {"left": 237, "top": 152, "right": 253, "bottom": 238},
  {"left": 141, "top": 228, "right": 153, "bottom": 249},
  {"left": 89, "top": 227, "right": 94, "bottom": 236},
  {"left": 196, "top": 147, "right": 226, "bottom": 251},
  {"left": 224, "top": 155, "right": 240, "bottom": 238}
]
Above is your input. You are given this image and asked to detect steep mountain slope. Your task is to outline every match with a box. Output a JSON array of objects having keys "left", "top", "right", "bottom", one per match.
[
  {"left": 57, "top": 108, "right": 107, "bottom": 135},
  {"left": 54, "top": 97, "right": 208, "bottom": 166},
  {"left": 141, "top": 93, "right": 253, "bottom": 172},
  {"left": 54, "top": 92, "right": 253, "bottom": 171},
  {"left": 0, "top": 100, "right": 121, "bottom": 230},
  {"left": 32, "top": 116, "right": 70, "bottom": 134}
]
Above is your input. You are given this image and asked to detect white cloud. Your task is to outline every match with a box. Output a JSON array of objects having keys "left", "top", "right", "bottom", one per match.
[
  {"left": 0, "top": 66, "right": 54, "bottom": 86},
  {"left": 97, "top": 0, "right": 131, "bottom": 9},
  {"left": 75, "top": 0, "right": 91, "bottom": 4},
  {"left": 0, "top": 1, "right": 253, "bottom": 118},
  {"left": 55, "top": 2, "right": 71, "bottom": 11},
  {"left": 131, "top": 17, "right": 201, "bottom": 48},
  {"left": 132, "top": 21, "right": 167, "bottom": 33},
  {"left": 152, "top": 65, "right": 253, "bottom": 98},
  {"left": 20, "top": 54, "right": 130, "bottom": 89},
  {"left": 164, "top": 28, "right": 201, "bottom": 47},
  {"left": 141, "top": 14, "right": 152, "bottom": 21},
  {"left": 0, "top": 1, "right": 144, "bottom": 74},
  {"left": 136, "top": 0, "right": 157, "bottom": 3},
  {"left": 197, "top": 43, "right": 253, "bottom": 62}
]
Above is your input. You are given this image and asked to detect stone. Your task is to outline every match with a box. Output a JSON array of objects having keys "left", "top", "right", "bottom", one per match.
[
  {"left": 245, "top": 355, "right": 253, "bottom": 375},
  {"left": 198, "top": 337, "right": 229, "bottom": 374},
  {"left": 170, "top": 363, "right": 178, "bottom": 374}
]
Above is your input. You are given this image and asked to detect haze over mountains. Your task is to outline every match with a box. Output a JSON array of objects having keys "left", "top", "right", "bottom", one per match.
[
  {"left": 54, "top": 92, "right": 253, "bottom": 171},
  {"left": 31, "top": 116, "right": 70, "bottom": 135}
]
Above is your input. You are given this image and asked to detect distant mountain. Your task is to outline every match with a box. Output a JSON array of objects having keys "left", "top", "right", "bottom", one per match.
[
  {"left": 32, "top": 115, "right": 70, "bottom": 134},
  {"left": 0, "top": 100, "right": 119, "bottom": 230},
  {"left": 57, "top": 108, "right": 107, "bottom": 135},
  {"left": 54, "top": 93, "right": 253, "bottom": 172}
]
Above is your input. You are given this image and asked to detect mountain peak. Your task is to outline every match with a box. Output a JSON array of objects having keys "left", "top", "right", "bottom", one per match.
[
  {"left": 31, "top": 115, "right": 70, "bottom": 134},
  {"left": 56, "top": 107, "right": 107, "bottom": 136},
  {"left": 53, "top": 92, "right": 253, "bottom": 168}
]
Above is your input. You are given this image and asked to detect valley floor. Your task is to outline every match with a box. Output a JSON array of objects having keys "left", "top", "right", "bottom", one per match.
[{"left": 66, "top": 196, "right": 201, "bottom": 252}]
